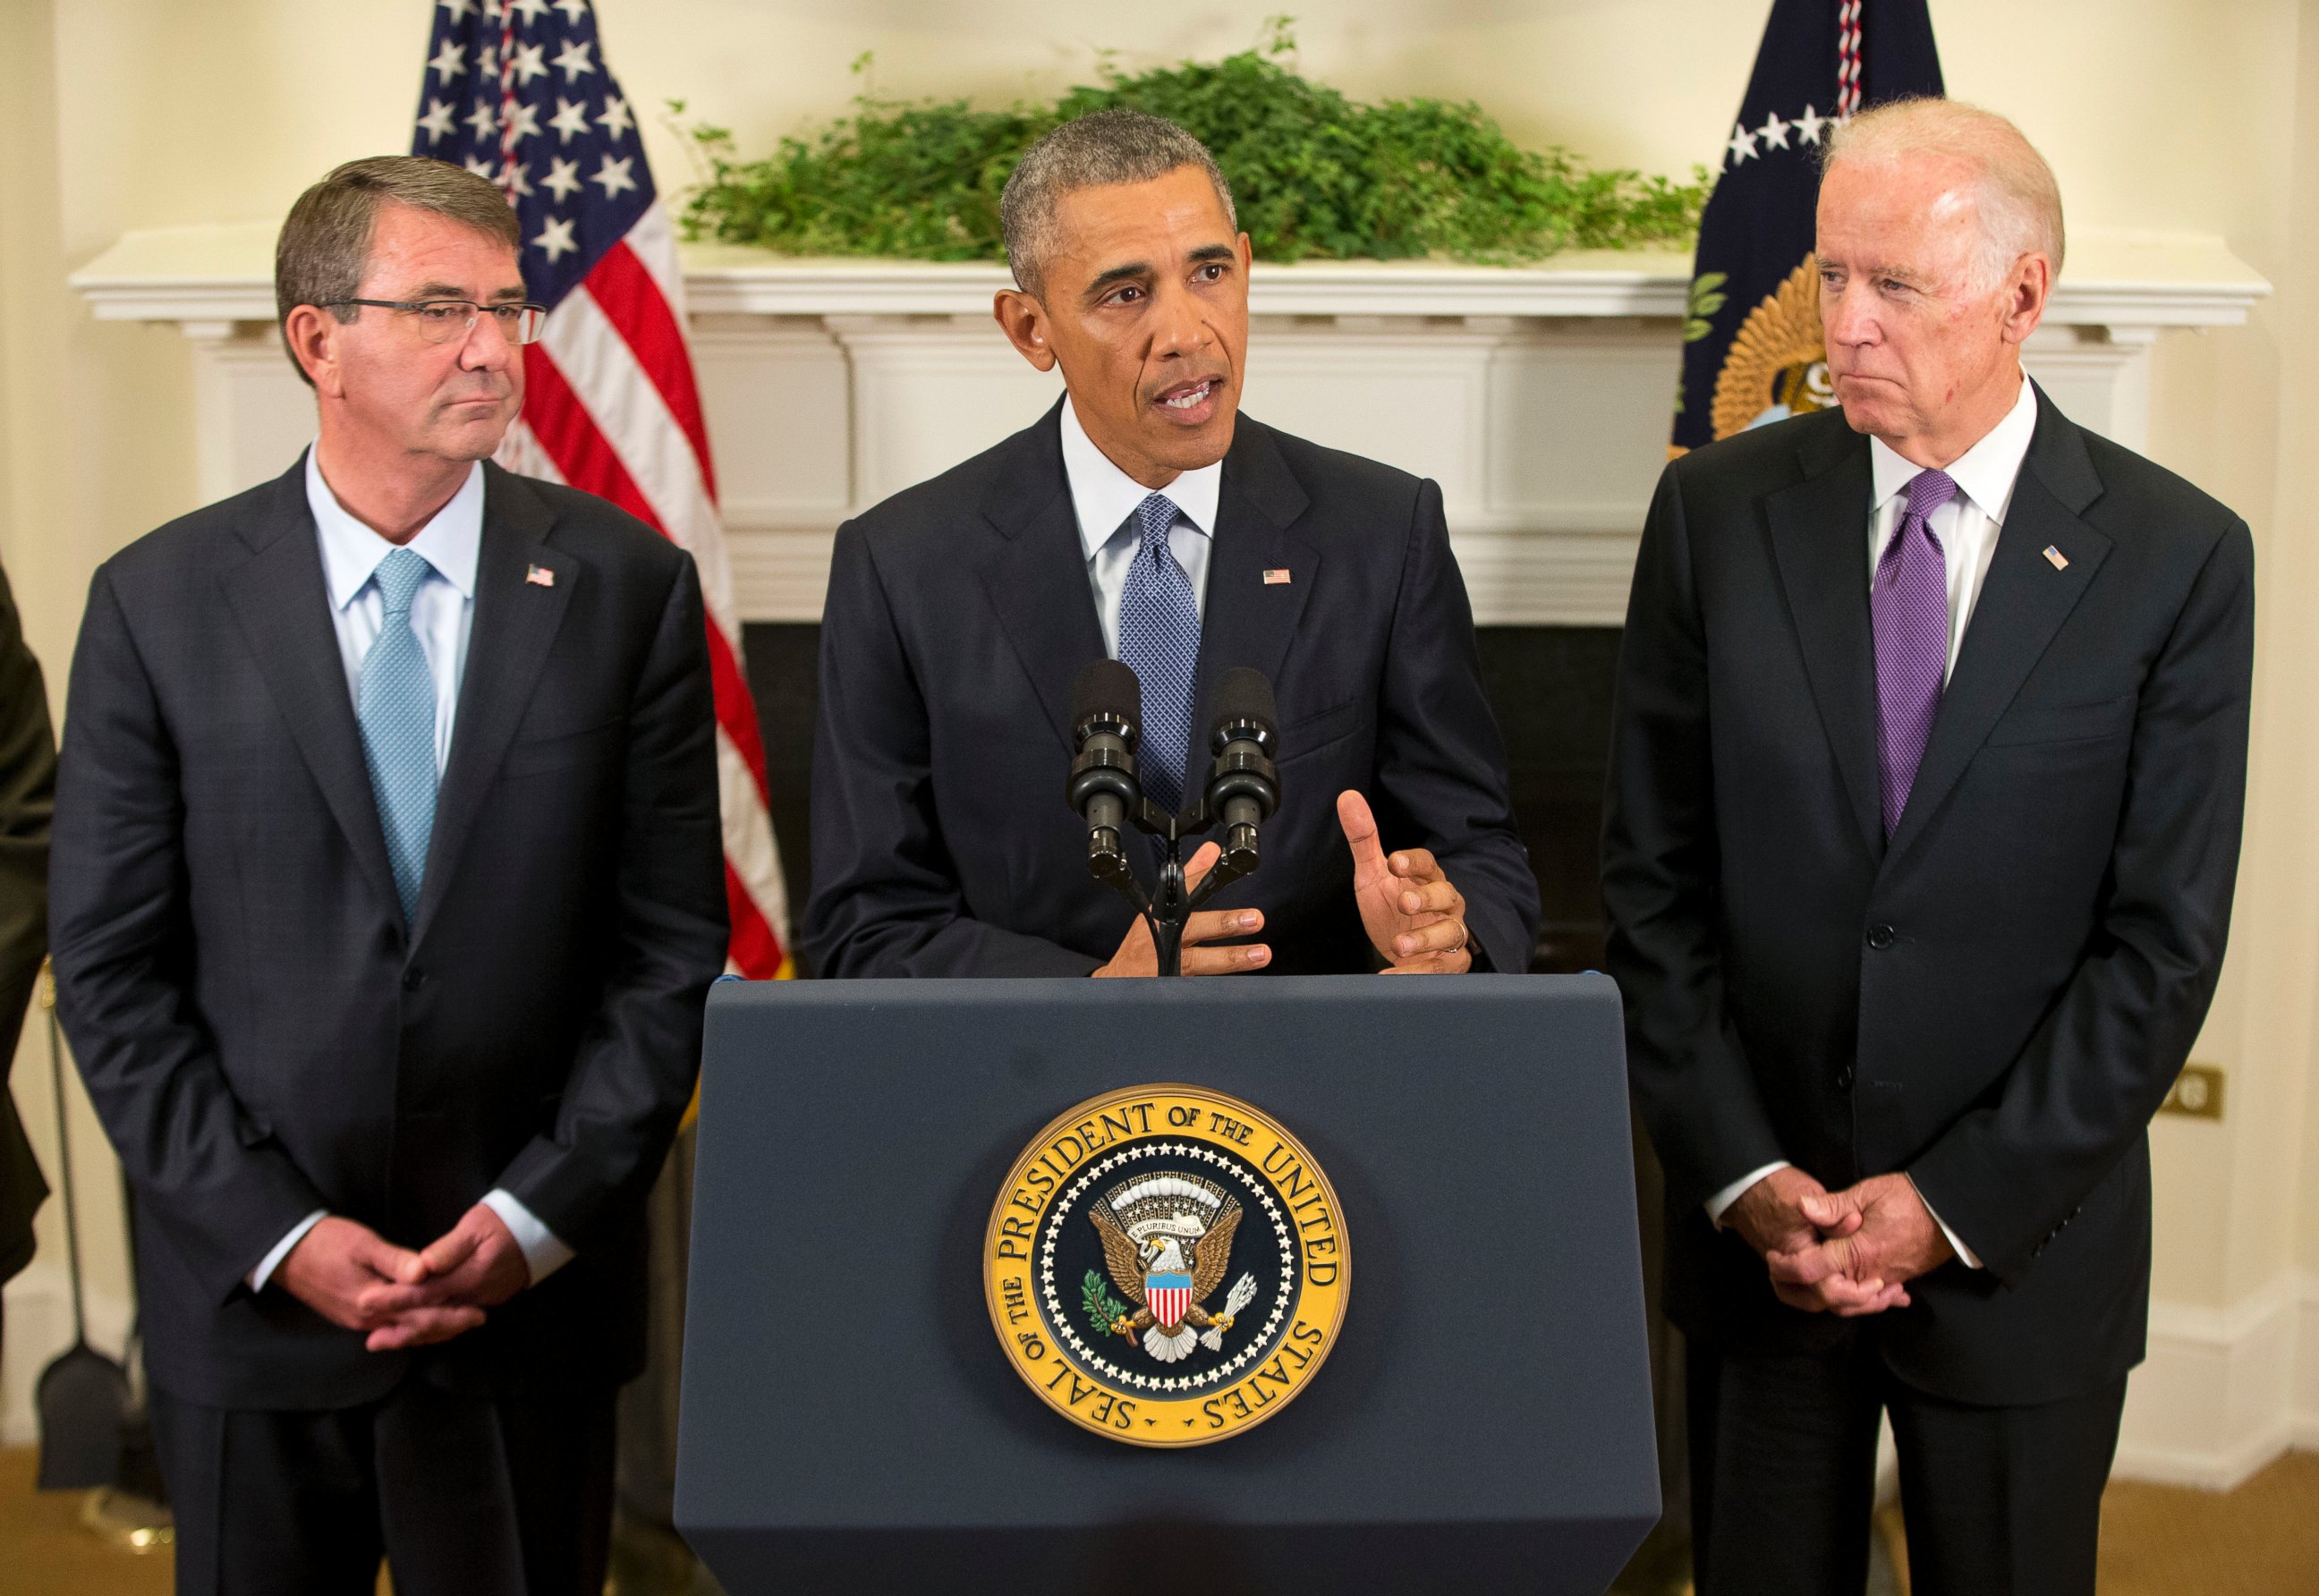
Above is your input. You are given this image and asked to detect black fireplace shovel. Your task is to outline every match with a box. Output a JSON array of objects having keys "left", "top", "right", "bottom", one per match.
[{"left": 34, "top": 983, "right": 128, "bottom": 1490}]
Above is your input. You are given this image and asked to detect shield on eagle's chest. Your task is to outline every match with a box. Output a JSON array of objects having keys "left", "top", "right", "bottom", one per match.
[{"left": 1145, "top": 1272, "right": 1193, "bottom": 1330}]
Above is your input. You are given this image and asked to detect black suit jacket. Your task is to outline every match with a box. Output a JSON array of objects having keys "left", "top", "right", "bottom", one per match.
[
  {"left": 805, "top": 403, "right": 1537, "bottom": 978},
  {"left": 0, "top": 560, "right": 54, "bottom": 1285},
  {"left": 49, "top": 456, "right": 728, "bottom": 1408},
  {"left": 1604, "top": 392, "right": 2253, "bottom": 1406}
]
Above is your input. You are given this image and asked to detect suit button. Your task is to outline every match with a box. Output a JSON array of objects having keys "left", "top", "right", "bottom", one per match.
[
  {"left": 1865, "top": 923, "right": 1897, "bottom": 950},
  {"left": 1835, "top": 1065, "right": 1855, "bottom": 1091},
  {"left": 402, "top": 967, "right": 426, "bottom": 992}
]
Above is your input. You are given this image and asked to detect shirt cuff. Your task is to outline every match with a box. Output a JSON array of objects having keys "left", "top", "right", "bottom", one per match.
[
  {"left": 481, "top": 1189, "right": 574, "bottom": 1285},
  {"left": 1705, "top": 1161, "right": 1792, "bottom": 1227},
  {"left": 248, "top": 1209, "right": 328, "bottom": 1293},
  {"left": 1906, "top": 1175, "right": 1982, "bottom": 1269}
]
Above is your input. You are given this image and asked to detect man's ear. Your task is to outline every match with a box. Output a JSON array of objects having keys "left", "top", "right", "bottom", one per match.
[
  {"left": 284, "top": 304, "right": 346, "bottom": 395},
  {"left": 993, "top": 289, "right": 1058, "bottom": 373},
  {"left": 1999, "top": 252, "right": 2051, "bottom": 346}
]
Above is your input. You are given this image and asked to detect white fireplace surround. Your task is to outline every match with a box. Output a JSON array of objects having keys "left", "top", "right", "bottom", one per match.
[{"left": 73, "top": 224, "right": 2268, "bottom": 629}]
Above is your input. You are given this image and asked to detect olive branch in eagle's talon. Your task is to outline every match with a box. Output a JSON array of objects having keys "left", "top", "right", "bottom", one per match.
[{"left": 1082, "top": 1270, "right": 1136, "bottom": 1339}]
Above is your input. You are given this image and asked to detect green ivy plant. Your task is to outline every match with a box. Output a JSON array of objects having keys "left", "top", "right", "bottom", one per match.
[{"left": 677, "top": 21, "right": 1711, "bottom": 267}]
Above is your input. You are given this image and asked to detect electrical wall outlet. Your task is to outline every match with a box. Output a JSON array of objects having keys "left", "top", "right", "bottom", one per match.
[{"left": 2160, "top": 1062, "right": 2226, "bottom": 1121}]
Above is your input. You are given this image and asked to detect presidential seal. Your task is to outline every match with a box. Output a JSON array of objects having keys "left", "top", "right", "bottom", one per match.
[
  {"left": 983, "top": 1084, "right": 1349, "bottom": 1447},
  {"left": 1710, "top": 253, "right": 1835, "bottom": 442}
]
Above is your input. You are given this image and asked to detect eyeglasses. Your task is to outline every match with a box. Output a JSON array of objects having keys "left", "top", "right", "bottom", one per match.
[{"left": 326, "top": 298, "right": 549, "bottom": 346}]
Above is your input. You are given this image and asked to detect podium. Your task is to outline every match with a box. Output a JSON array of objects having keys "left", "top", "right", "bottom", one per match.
[{"left": 676, "top": 974, "right": 1659, "bottom": 1594}]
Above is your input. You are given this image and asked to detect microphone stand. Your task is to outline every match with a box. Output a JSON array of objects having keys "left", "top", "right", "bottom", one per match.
[
  {"left": 1070, "top": 667, "right": 1277, "bottom": 978},
  {"left": 1091, "top": 794, "right": 1254, "bottom": 978}
]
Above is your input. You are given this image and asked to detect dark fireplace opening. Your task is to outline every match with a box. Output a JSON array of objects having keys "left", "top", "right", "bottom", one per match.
[{"left": 743, "top": 624, "right": 1620, "bottom": 978}]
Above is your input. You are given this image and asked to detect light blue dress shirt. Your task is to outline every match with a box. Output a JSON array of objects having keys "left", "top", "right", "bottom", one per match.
[{"left": 1059, "top": 395, "right": 1223, "bottom": 654}]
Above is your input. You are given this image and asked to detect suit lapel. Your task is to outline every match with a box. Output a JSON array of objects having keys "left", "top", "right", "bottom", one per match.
[
  {"left": 975, "top": 403, "right": 1109, "bottom": 751},
  {"left": 1765, "top": 424, "right": 1884, "bottom": 859},
  {"left": 1191, "top": 419, "right": 1317, "bottom": 740},
  {"left": 218, "top": 454, "right": 402, "bottom": 921},
  {"left": 412, "top": 464, "right": 574, "bottom": 939},
  {"left": 1884, "top": 399, "right": 2111, "bottom": 863}
]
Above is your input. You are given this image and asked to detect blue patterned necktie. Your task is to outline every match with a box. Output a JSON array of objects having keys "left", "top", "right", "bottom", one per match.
[
  {"left": 1117, "top": 491, "right": 1201, "bottom": 811},
  {"left": 359, "top": 547, "right": 438, "bottom": 922}
]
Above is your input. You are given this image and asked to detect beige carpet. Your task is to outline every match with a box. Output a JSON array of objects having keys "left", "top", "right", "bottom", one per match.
[
  {"left": 2097, "top": 1451, "right": 2319, "bottom": 1596},
  {"left": 5, "top": 1444, "right": 2315, "bottom": 1594},
  {"left": 0, "top": 1447, "right": 170, "bottom": 1596}
]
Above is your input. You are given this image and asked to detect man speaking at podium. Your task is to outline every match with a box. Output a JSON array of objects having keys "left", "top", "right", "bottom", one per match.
[{"left": 806, "top": 111, "right": 1537, "bottom": 979}]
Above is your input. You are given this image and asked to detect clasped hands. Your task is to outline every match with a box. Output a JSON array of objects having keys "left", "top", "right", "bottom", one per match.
[
  {"left": 1094, "top": 789, "right": 1474, "bottom": 977},
  {"left": 1725, "top": 1166, "right": 1955, "bottom": 1316},
  {"left": 273, "top": 1202, "right": 531, "bottom": 1351}
]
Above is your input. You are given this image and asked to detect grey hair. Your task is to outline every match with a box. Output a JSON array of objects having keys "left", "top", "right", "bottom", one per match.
[
  {"left": 275, "top": 156, "right": 522, "bottom": 386},
  {"left": 999, "top": 109, "right": 1237, "bottom": 301},
  {"left": 1823, "top": 98, "right": 2065, "bottom": 290}
]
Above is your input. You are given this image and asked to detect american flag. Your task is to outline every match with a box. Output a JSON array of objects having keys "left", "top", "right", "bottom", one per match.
[{"left": 412, "top": 0, "right": 790, "bottom": 981}]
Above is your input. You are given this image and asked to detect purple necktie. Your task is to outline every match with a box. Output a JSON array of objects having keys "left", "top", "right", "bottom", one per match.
[{"left": 1873, "top": 468, "right": 1959, "bottom": 838}]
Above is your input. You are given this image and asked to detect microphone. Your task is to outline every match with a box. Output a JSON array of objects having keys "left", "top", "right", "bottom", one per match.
[
  {"left": 1203, "top": 667, "right": 1280, "bottom": 877},
  {"left": 1067, "top": 660, "right": 1143, "bottom": 886}
]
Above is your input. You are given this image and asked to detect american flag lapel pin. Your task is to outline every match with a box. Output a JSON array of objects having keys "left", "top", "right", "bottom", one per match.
[
  {"left": 2043, "top": 545, "right": 2069, "bottom": 571},
  {"left": 1262, "top": 568, "right": 1292, "bottom": 585},
  {"left": 526, "top": 564, "right": 556, "bottom": 588}
]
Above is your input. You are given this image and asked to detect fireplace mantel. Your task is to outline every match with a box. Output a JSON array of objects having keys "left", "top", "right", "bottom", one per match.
[{"left": 72, "top": 225, "right": 2268, "bottom": 626}]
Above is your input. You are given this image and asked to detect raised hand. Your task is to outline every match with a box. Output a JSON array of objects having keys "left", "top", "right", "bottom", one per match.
[
  {"left": 1092, "top": 840, "right": 1270, "bottom": 977},
  {"left": 1337, "top": 789, "right": 1473, "bottom": 972}
]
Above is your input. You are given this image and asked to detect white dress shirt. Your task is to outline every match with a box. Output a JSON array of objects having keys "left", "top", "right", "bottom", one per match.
[
  {"left": 1703, "top": 378, "right": 2040, "bottom": 1270},
  {"left": 246, "top": 446, "right": 573, "bottom": 1294},
  {"left": 1060, "top": 395, "right": 1223, "bottom": 655}
]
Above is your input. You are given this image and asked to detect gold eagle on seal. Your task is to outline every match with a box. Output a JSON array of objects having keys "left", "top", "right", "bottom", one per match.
[
  {"left": 1710, "top": 253, "right": 1836, "bottom": 442},
  {"left": 1089, "top": 1173, "right": 1259, "bottom": 1363}
]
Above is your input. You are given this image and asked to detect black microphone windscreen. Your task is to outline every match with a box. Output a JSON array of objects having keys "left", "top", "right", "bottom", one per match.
[
  {"left": 1210, "top": 666, "right": 1278, "bottom": 734},
  {"left": 1072, "top": 658, "right": 1143, "bottom": 730}
]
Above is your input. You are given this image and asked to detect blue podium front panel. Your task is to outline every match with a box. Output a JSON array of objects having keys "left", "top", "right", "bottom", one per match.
[{"left": 677, "top": 974, "right": 1657, "bottom": 1595}]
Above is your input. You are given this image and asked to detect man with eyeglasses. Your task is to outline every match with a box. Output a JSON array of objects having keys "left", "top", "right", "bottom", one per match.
[{"left": 49, "top": 156, "right": 726, "bottom": 1595}]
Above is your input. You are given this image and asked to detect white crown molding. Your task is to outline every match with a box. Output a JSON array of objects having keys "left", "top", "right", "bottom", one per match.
[
  {"left": 69, "top": 223, "right": 2271, "bottom": 332},
  {"left": 71, "top": 224, "right": 2268, "bottom": 628}
]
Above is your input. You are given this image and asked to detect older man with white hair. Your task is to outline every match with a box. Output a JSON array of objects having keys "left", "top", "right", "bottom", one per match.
[{"left": 1604, "top": 99, "right": 2254, "bottom": 1594}]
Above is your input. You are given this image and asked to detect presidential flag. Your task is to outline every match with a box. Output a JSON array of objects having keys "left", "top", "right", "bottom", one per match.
[
  {"left": 412, "top": 0, "right": 791, "bottom": 980},
  {"left": 1670, "top": 0, "right": 1945, "bottom": 455}
]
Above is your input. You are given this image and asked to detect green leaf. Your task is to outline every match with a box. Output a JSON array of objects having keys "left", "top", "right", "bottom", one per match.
[
  {"left": 1081, "top": 1269, "right": 1129, "bottom": 1336},
  {"left": 675, "top": 24, "right": 1707, "bottom": 263}
]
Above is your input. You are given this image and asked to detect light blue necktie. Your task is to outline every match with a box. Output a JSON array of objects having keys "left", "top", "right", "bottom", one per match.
[
  {"left": 1117, "top": 492, "right": 1202, "bottom": 812},
  {"left": 359, "top": 547, "right": 438, "bottom": 923}
]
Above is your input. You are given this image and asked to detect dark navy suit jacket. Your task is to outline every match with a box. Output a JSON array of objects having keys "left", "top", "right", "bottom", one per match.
[
  {"left": 1604, "top": 391, "right": 2254, "bottom": 1405},
  {"left": 805, "top": 402, "right": 1538, "bottom": 979},
  {"left": 50, "top": 457, "right": 728, "bottom": 1408}
]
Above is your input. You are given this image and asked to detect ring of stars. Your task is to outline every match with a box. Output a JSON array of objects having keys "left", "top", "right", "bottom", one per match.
[{"left": 1036, "top": 1139, "right": 1298, "bottom": 1396}]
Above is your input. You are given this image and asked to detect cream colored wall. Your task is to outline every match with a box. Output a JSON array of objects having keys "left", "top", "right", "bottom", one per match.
[
  {"left": 2277, "top": 7, "right": 2319, "bottom": 1286},
  {"left": 4, "top": 0, "right": 2318, "bottom": 1446}
]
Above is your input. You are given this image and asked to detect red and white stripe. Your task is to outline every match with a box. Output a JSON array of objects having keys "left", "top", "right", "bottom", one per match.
[
  {"left": 1149, "top": 1282, "right": 1191, "bottom": 1329},
  {"left": 497, "top": 200, "right": 792, "bottom": 981},
  {"left": 1837, "top": 1, "right": 1865, "bottom": 119}
]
